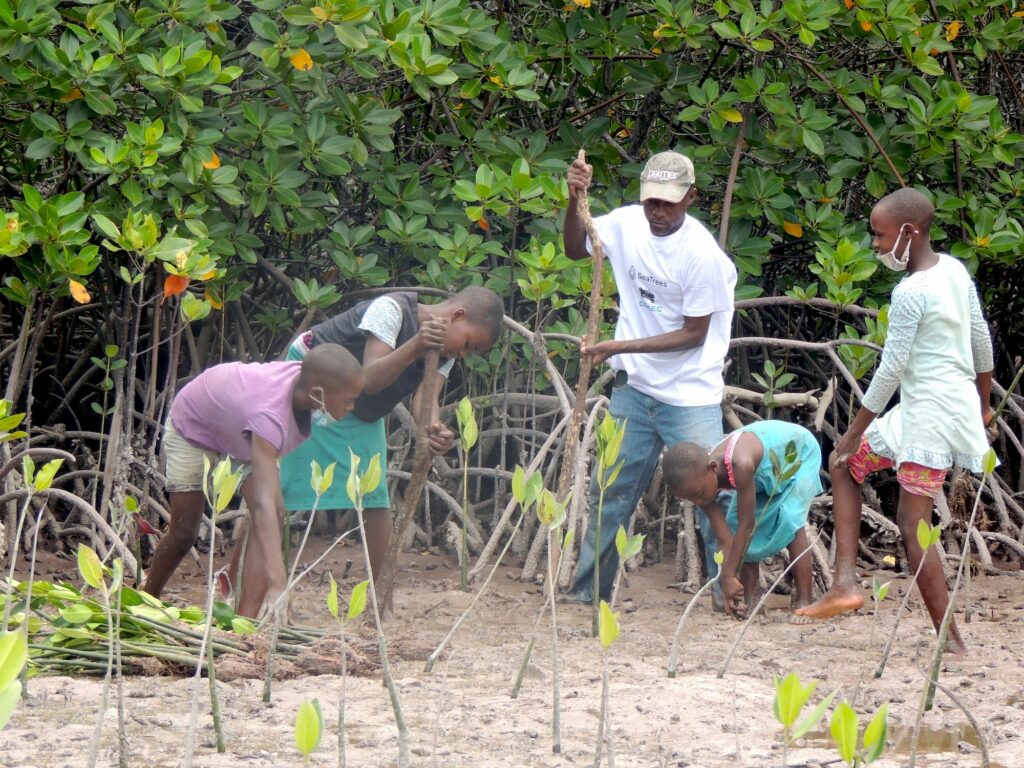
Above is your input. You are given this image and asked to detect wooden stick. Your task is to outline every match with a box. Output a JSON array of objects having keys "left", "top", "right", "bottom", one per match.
[
  {"left": 377, "top": 350, "right": 441, "bottom": 612},
  {"left": 550, "top": 149, "right": 606, "bottom": 571}
]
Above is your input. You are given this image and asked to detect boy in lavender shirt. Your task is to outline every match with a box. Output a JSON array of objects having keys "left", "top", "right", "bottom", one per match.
[{"left": 144, "top": 344, "right": 364, "bottom": 618}]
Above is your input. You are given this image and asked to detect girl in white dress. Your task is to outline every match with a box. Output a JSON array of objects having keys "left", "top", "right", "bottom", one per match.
[{"left": 797, "top": 188, "right": 995, "bottom": 655}]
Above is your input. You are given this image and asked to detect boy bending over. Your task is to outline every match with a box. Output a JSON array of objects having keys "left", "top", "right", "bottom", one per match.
[
  {"left": 796, "top": 188, "right": 995, "bottom": 655},
  {"left": 664, "top": 421, "right": 823, "bottom": 620},
  {"left": 144, "top": 344, "right": 364, "bottom": 618},
  {"left": 279, "top": 286, "right": 504, "bottom": 584}
]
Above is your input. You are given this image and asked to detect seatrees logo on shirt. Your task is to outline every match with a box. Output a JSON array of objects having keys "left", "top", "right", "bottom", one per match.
[{"left": 628, "top": 265, "right": 664, "bottom": 313}]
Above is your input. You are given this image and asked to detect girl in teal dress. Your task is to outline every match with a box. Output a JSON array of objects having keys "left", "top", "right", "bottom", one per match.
[{"left": 663, "top": 421, "right": 823, "bottom": 620}]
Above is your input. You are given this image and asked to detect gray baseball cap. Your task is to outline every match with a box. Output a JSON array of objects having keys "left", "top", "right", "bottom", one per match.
[{"left": 640, "top": 151, "right": 695, "bottom": 203}]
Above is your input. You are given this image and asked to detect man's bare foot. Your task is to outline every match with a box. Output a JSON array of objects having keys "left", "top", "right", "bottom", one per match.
[
  {"left": 794, "top": 587, "right": 864, "bottom": 619},
  {"left": 945, "top": 636, "right": 968, "bottom": 656}
]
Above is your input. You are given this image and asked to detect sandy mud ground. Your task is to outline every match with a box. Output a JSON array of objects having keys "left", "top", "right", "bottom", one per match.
[{"left": 2, "top": 540, "right": 1022, "bottom": 768}]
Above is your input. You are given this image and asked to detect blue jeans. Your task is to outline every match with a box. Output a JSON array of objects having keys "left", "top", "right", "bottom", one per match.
[{"left": 571, "top": 384, "right": 724, "bottom": 601}]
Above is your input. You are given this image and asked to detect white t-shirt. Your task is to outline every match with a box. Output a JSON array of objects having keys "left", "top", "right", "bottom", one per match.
[{"left": 588, "top": 205, "right": 737, "bottom": 407}]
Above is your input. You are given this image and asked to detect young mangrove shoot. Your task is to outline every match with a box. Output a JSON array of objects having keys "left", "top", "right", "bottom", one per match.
[
  {"left": 327, "top": 572, "right": 368, "bottom": 768},
  {"left": 667, "top": 550, "right": 723, "bottom": 678},
  {"left": 593, "top": 413, "right": 627, "bottom": 637},
  {"left": 455, "top": 396, "right": 478, "bottom": 590},
  {"left": 295, "top": 697, "right": 324, "bottom": 766}
]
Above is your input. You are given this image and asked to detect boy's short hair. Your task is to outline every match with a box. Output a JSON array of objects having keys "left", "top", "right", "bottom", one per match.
[
  {"left": 876, "top": 187, "right": 935, "bottom": 229},
  {"left": 663, "top": 442, "right": 712, "bottom": 490},
  {"left": 455, "top": 285, "right": 504, "bottom": 343},
  {"left": 299, "top": 343, "right": 362, "bottom": 387}
]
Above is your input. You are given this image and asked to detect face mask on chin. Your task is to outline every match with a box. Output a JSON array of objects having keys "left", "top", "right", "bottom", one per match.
[
  {"left": 877, "top": 224, "right": 915, "bottom": 271},
  {"left": 311, "top": 387, "right": 336, "bottom": 428}
]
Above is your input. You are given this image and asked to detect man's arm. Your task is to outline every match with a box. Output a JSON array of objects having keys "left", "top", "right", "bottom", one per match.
[
  {"left": 564, "top": 157, "right": 593, "bottom": 261},
  {"left": 583, "top": 314, "right": 711, "bottom": 365},
  {"left": 360, "top": 319, "right": 446, "bottom": 394}
]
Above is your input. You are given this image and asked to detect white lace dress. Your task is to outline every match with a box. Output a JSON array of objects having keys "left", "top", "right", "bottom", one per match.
[{"left": 863, "top": 254, "right": 993, "bottom": 473}]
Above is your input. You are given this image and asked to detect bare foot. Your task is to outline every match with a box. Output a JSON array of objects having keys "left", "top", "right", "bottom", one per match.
[
  {"left": 793, "top": 587, "right": 864, "bottom": 619},
  {"left": 789, "top": 612, "right": 815, "bottom": 625},
  {"left": 945, "top": 637, "right": 968, "bottom": 656}
]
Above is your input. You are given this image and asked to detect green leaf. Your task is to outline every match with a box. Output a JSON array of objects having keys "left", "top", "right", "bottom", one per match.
[
  {"left": 0, "top": 679, "right": 21, "bottom": 730},
  {"left": 319, "top": 461, "right": 336, "bottom": 496},
  {"left": 347, "top": 579, "right": 369, "bottom": 621},
  {"left": 802, "top": 128, "right": 825, "bottom": 156},
  {"left": 916, "top": 519, "right": 932, "bottom": 551},
  {"left": 982, "top": 447, "right": 997, "bottom": 476},
  {"left": 78, "top": 544, "right": 105, "bottom": 591},
  {"left": 361, "top": 453, "right": 381, "bottom": 495},
  {"left": 829, "top": 701, "right": 858, "bottom": 765},
  {"left": 32, "top": 458, "right": 63, "bottom": 492},
  {"left": 598, "top": 600, "right": 620, "bottom": 649},
  {"left": 774, "top": 672, "right": 817, "bottom": 728},
  {"left": 21, "top": 455, "right": 34, "bottom": 489},
  {"left": 791, "top": 688, "right": 838, "bottom": 740},
  {"left": 713, "top": 550, "right": 724, "bottom": 565},
  {"left": 326, "top": 572, "right": 339, "bottom": 619},
  {"left": 0, "top": 631, "right": 28, "bottom": 692},
  {"left": 294, "top": 698, "right": 323, "bottom": 757},
  {"left": 60, "top": 602, "right": 94, "bottom": 624},
  {"left": 346, "top": 447, "right": 360, "bottom": 506},
  {"left": 615, "top": 525, "right": 628, "bottom": 558},
  {"left": 861, "top": 702, "right": 889, "bottom": 763},
  {"left": 872, "top": 578, "right": 890, "bottom": 602},
  {"left": 511, "top": 465, "right": 526, "bottom": 504}
]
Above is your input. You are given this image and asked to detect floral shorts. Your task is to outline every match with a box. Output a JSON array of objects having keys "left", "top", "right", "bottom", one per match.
[{"left": 847, "top": 436, "right": 946, "bottom": 498}]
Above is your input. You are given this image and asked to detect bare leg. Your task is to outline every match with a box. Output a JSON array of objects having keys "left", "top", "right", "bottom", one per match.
[
  {"left": 739, "top": 562, "right": 759, "bottom": 618},
  {"left": 787, "top": 528, "right": 815, "bottom": 624},
  {"left": 142, "top": 490, "right": 204, "bottom": 599},
  {"left": 236, "top": 478, "right": 286, "bottom": 619},
  {"left": 796, "top": 452, "right": 865, "bottom": 619},
  {"left": 362, "top": 507, "right": 392, "bottom": 583},
  {"left": 896, "top": 489, "right": 967, "bottom": 655}
]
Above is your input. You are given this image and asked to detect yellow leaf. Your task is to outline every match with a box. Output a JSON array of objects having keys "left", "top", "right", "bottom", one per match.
[
  {"left": 174, "top": 250, "right": 188, "bottom": 271},
  {"left": 5, "top": 217, "right": 18, "bottom": 232},
  {"left": 860, "top": 20, "right": 873, "bottom": 31},
  {"left": 201, "top": 269, "right": 217, "bottom": 281},
  {"left": 488, "top": 75, "right": 503, "bottom": 87},
  {"left": 573, "top": 0, "right": 591, "bottom": 6},
  {"left": 783, "top": 221, "right": 804, "bottom": 238},
  {"left": 1014, "top": 10, "right": 1024, "bottom": 17},
  {"left": 653, "top": 23, "right": 670, "bottom": 38},
  {"left": 60, "top": 87, "right": 83, "bottom": 103},
  {"left": 69, "top": 280, "right": 91, "bottom": 304},
  {"left": 818, "top": 196, "right": 835, "bottom": 203},
  {"left": 312, "top": 6, "right": 328, "bottom": 21},
  {"left": 881, "top": 555, "right": 896, "bottom": 566},
  {"left": 206, "top": 23, "right": 221, "bottom": 33},
  {"left": 202, "top": 150, "right": 221, "bottom": 170},
  {"left": 975, "top": 235, "right": 990, "bottom": 247},
  {"left": 290, "top": 48, "right": 314, "bottom": 71},
  {"left": 945, "top": 20, "right": 961, "bottom": 41},
  {"left": 652, "top": 47, "right": 662, "bottom": 54},
  {"left": 721, "top": 108, "right": 744, "bottom": 123},
  {"left": 205, "top": 289, "right": 223, "bottom": 310}
]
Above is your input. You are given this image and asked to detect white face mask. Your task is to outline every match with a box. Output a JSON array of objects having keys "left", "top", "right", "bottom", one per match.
[
  {"left": 877, "top": 223, "right": 915, "bottom": 271},
  {"left": 311, "top": 387, "right": 336, "bottom": 428}
]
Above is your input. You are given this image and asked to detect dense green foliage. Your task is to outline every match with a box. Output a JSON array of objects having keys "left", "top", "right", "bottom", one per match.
[{"left": 1, "top": 0, "right": 1022, "bottom": 413}]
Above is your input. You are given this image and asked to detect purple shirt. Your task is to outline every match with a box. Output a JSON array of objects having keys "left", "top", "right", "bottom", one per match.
[{"left": 170, "top": 361, "right": 309, "bottom": 462}]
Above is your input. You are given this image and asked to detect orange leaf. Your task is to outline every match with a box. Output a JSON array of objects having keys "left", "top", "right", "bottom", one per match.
[
  {"left": 843, "top": 0, "right": 854, "bottom": 8},
  {"left": 945, "top": 20, "right": 961, "bottom": 41},
  {"left": 930, "top": 48, "right": 939, "bottom": 55},
  {"left": 60, "top": 88, "right": 83, "bottom": 103},
  {"left": 859, "top": 20, "right": 873, "bottom": 31},
  {"left": 477, "top": 217, "right": 490, "bottom": 232},
  {"left": 290, "top": 48, "right": 314, "bottom": 71},
  {"left": 202, "top": 150, "right": 221, "bottom": 170},
  {"left": 205, "top": 289, "right": 223, "bottom": 310},
  {"left": 163, "top": 274, "right": 190, "bottom": 300},
  {"left": 69, "top": 280, "right": 91, "bottom": 304},
  {"left": 783, "top": 221, "right": 804, "bottom": 238}
]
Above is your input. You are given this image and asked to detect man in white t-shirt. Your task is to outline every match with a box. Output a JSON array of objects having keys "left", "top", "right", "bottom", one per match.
[{"left": 564, "top": 150, "right": 737, "bottom": 603}]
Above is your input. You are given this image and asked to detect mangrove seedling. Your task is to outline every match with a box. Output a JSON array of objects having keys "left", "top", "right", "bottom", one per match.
[
  {"left": 327, "top": 573, "right": 368, "bottom": 768},
  {"left": 425, "top": 464, "right": 543, "bottom": 674},
  {"left": 80, "top": 545, "right": 123, "bottom": 768},
  {"left": 608, "top": 524, "right": 644, "bottom": 608},
  {"left": 265, "top": 458, "right": 336, "bottom": 702},
  {"left": 666, "top": 550, "right": 723, "bottom": 678},
  {"left": 592, "top": 412, "right": 627, "bottom": 637},
  {"left": 295, "top": 697, "right": 324, "bottom": 765},
  {"left": 874, "top": 519, "right": 939, "bottom": 679},
  {"left": 773, "top": 672, "right": 837, "bottom": 767},
  {"left": 539, "top": 489, "right": 569, "bottom": 753},
  {"left": 455, "top": 396, "right": 478, "bottom": 590},
  {"left": 594, "top": 599, "right": 620, "bottom": 768},
  {"left": 184, "top": 456, "right": 241, "bottom": 767},
  {"left": 830, "top": 700, "right": 890, "bottom": 768},
  {"left": 909, "top": 448, "right": 998, "bottom": 767},
  {"left": 0, "top": 630, "right": 28, "bottom": 730},
  {"left": 346, "top": 448, "right": 410, "bottom": 767}
]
